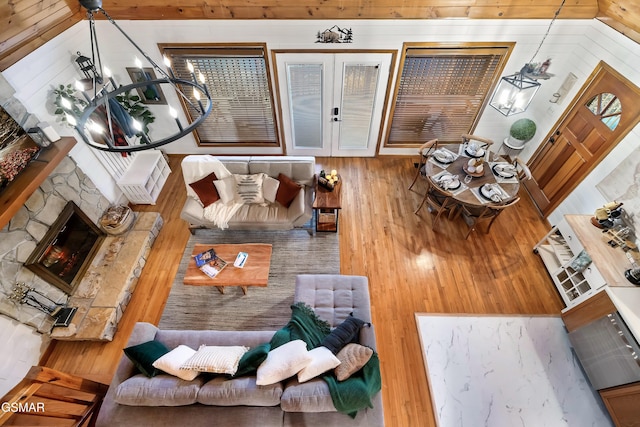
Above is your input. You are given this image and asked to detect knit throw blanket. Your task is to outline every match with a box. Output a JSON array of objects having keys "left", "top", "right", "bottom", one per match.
[{"left": 270, "top": 303, "right": 382, "bottom": 418}]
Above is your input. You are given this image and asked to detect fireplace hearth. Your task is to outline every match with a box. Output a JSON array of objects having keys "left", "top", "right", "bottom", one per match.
[{"left": 25, "top": 201, "right": 105, "bottom": 295}]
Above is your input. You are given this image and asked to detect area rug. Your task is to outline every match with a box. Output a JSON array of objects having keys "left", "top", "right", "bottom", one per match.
[
  {"left": 415, "top": 314, "right": 613, "bottom": 427},
  {"left": 159, "top": 229, "right": 339, "bottom": 331}
]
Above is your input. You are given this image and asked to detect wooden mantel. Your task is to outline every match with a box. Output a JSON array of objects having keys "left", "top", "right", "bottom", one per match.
[{"left": 0, "top": 137, "right": 76, "bottom": 231}]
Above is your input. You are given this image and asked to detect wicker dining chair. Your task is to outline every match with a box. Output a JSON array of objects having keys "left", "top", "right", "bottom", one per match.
[
  {"left": 408, "top": 138, "right": 438, "bottom": 191},
  {"left": 459, "top": 197, "right": 521, "bottom": 239},
  {"left": 416, "top": 176, "right": 458, "bottom": 230}
]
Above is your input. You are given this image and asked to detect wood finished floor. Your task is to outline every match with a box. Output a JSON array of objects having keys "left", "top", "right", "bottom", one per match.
[{"left": 42, "top": 155, "right": 564, "bottom": 426}]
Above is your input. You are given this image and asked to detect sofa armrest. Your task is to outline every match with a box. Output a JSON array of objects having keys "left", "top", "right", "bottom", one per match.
[
  {"left": 111, "top": 323, "right": 160, "bottom": 388},
  {"left": 287, "top": 187, "right": 306, "bottom": 222}
]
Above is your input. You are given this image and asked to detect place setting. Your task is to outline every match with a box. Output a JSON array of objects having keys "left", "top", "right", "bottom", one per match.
[
  {"left": 429, "top": 147, "right": 458, "bottom": 167},
  {"left": 460, "top": 141, "right": 489, "bottom": 160},
  {"left": 433, "top": 170, "right": 467, "bottom": 195},
  {"left": 470, "top": 182, "right": 510, "bottom": 204},
  {"left": 490, "top": 162, "right": 519, "bottom": 183}
]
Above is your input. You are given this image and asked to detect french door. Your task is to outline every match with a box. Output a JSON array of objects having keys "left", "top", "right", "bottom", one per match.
[{"left": 274, "top": 52, "right": 392, "bottom": 156}]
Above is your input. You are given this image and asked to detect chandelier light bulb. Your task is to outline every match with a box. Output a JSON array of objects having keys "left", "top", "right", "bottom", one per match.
[
  {"left": 193, "top": 89, "right": 201, "bottom": 101},
  {"left": 169, "top": 106, "right": 177, "bottom": 118},
  {"left": 103, "top": 66, "right": 112, "bottom": 78},
  {"left": 60, "top": 97, "right": 72, "bottom": 110},
  {"left": 135, "top": 57, "right": 143, "bottom": 69},
  {"left": 187, "top": 61, "right": 194, "bottom": 73},
  {"left": 198, "top": 72, "right": 205, "bottom": 84},
  {"left": 132, "top": 119, "right": 142, "bottom": 132},
  {"left": 88, "top": 120, "right": 104, "bottom": 134},
  {"left": 163, "top": 55, "right": 171, "bottom": 68},
  {"left": 74, "top": 80, "right": 85, "bottom": 91},
  {"left": 66, "top": 113, "right": 77, "bottom": 126}
]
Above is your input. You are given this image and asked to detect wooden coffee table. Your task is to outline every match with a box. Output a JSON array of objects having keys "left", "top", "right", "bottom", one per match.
[{"left": 184, "top": 243, "right": 272, "bottom": 295}]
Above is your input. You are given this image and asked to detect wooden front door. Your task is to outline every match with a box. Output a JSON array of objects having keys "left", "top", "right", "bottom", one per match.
[{"left": 523, "top": 62, "right": 640, "bottom": 216}]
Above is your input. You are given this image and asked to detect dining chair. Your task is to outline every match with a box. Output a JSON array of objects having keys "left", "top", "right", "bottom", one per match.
[
  {"left": 415, "top": 176, "right": 458, "bottom": 230},
  {"left": 461, "top": 134, "right": 495, "bottom": 148},
  {"left": 409, "top": 138, "right": 438, "bottom": 191},
  {"left": 459, "top": 197, "right": 521, "bottom": 239},
  {"left": 513, "top": 156, "right": 533, "bottom": 181}
]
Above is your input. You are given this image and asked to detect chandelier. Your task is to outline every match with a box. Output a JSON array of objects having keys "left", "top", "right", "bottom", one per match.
[
  {"left": 61, "top": 0, "right": 213, "bottom": 153},
  {"left": 489, "top": 0, "right": 566, "bottom": 116}
]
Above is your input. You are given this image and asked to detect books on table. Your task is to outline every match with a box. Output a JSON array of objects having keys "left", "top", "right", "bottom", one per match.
[{"left": 194, "top": 248, "right": 227, "bottom": 278}]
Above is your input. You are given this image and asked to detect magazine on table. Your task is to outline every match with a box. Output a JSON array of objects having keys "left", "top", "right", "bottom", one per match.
[{"left": 193, "top": 248, "right": 228, "bottom": 278}]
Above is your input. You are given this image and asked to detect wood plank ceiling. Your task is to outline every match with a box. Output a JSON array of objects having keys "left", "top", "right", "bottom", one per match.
[{"left": 0, "top": 0, "right": 637, "bottom": 71}]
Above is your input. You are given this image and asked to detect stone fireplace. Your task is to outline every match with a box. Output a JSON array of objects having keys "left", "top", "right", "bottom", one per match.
[{"left": 25, "top": 201, "right": 105, "bottom": 295}]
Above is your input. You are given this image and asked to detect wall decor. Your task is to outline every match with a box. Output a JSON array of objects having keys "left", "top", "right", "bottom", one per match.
[
  {"left": 316, "top": 25, "right": 353, "bottom": 43},
  {"left": 126, "top": 67, "right": 167, "bottom": 104}
]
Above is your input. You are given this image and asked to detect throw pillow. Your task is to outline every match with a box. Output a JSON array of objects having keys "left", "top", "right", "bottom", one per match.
[
  {"left": 234, "top": 342, "right": 271, "bottom": 377},
  {"left": 180, "top": 345, "right": 248, "bottom": 376},
  {"left": 123, "top": 340, "right": 170, "bottom": 378},
  {"left": 151, "top": 345, "right": 200, "bottom": 381},
  {"left": 188, "top": 172, "right": 219, "bottom": 207},
  {"left": 275, "top": 173, "right": 302, "bottom": 208},
  {"left": 297, "top": 346, "right": 341, "bottom": 383},
  {"left": 334, "top": 343, "right": 373, "bottom": 381},
  {"left": 234, "top": 173, "right": 265, "bottom": 204},
  {"left": 262, "top": 176, "right": 280, "bottom": 204},
  {"left": 321, "top": 314, "right": 368, "bottom": 355},
  {"left": 213, "top": 176, "right": 238, "bottom": 205},
  {"left": 256, "top": 340, "right": 312, "bottom": 386}
]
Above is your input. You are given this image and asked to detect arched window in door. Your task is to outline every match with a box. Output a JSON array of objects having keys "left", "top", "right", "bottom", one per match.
[{"left": 586, "top": 92, "right": 621, "bottom": 131}]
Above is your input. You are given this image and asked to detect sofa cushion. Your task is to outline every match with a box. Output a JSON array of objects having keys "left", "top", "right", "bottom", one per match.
[
  {"left": 234, "top": 173, "right": 266, "bottom": 204},
  {"left": 334, "top": 344, "right": 373, "bottom": 381},
  {"left": 197, "top": 376, "right": 283, "bottom": 407},
  {"left": 262, "top": 175, "right": 280, "bottom": 203},
  {"left": 152, "top": 345, "right": 200, "bottom": 381},
  {"left": 188, "top": 172, "right": 219, "bottom": 207},
  {"left": 275, "top": 173, "right": 302, "bottom": 208},
  {"left": 181, "top": 345, "right": 249, "bottom": 376},
  {"left": 123, "top": 340, "right": 170, "bottom": 378},
  {"left": 297, "top": 346, "right": 341, "bottom": 383},
  {"left": 115, "top": 374, "right": 205, "bottom": 406},
  {"left": 256, "top": 340, "right": 311, "bottom": 386},
  {"left": 321, "top": 315, "right": 367, "bottom": 354},
  {"left": 280, "top": 378, "right": 336, "bottom": 412}
]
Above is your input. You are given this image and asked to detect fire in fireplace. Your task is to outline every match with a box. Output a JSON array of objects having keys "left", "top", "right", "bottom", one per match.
[{"left": 25, "top": 201, "right": 105, "bottom": 294}]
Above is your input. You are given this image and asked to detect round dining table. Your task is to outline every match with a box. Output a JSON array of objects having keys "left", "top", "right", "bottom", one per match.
[{"left": 422, "top": 143, "right": 520, "bottom": 207}]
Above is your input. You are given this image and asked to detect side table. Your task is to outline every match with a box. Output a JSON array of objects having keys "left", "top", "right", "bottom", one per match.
[{"left": 313, "top": 175, "right": 342, "bottom": 232}]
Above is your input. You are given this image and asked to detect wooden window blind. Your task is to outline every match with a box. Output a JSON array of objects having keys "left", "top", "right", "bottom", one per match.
[
  {"left": 162, "top": 45, "right": 277, "bottom": 145},
  {"left": 387, "top": 46, "right": 510, "bottom": 145}
]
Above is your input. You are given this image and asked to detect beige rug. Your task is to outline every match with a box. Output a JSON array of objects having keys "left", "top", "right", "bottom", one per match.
[{"left": 159, "top": 229, "right": 339, "bottom": 331}]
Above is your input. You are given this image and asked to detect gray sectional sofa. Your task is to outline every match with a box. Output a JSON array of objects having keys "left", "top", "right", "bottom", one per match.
[
  {"left": 180, "top": 155, "right": 316, "bottom": 232},
  {"left": 95, "top": 274, "right": 383, "bottom": 426}
]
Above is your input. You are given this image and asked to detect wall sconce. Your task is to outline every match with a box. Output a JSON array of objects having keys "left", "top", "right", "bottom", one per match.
[{"left": 9, "top": 283, "right": 77, "bottom": 327}]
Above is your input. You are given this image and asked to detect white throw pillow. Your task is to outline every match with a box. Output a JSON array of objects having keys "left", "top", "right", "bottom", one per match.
[
  {"left": 152, "top": 345, "right": 200, "bottom": 381},
  {"left": 234, "top": 173, "right": 265, "bottom": 205},
  {"left": 256, "top": 340, "right": 312, "bottom": 386},
  {"left": 181, "top": 345, "right": 249, "bottom": 376},
  {"left": 213, "top": 176, "right": 238, "bottom": 205},
  {"left": 262, "top": 176, "right": 280, "bottom": 204},
  {"left": 297, "top": 346, "right": 341, "bottom": 383}
]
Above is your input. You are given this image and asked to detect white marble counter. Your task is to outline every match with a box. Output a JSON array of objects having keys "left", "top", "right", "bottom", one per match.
[
  {"left": 416, "top": 314, "right": 613, "bottom": 427},
  {"left": 606, "top": 286, "right": 640, "bottom": 340}
]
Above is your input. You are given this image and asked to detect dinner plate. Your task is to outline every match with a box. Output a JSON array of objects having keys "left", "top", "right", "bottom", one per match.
[
  {"left": 465, "top": 147, "right": 485, "bottom": 158},
  {"left": 433, "top": 150, "right": 455, "bottom": 164},
  {"left": 438, "top": 175, "right": 460, "bottom": 190},
  {"left": 492, "top": 164, "right": 516, "bottom": 178},
  {"left": 480, "top": 184, "right": 501, "bottom": 202}
]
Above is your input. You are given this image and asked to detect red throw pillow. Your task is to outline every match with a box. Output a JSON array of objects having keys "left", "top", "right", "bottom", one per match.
[
  {"left": 189, "top": 172, "right": 220, "bottom": 207},
  {"left": 275, "top": 173, "right": 302, "bottom": 208}
]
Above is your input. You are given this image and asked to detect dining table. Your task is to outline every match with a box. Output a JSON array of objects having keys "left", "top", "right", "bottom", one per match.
[{"left": 422, "top": 143, "right": 520, "bottom": 207}]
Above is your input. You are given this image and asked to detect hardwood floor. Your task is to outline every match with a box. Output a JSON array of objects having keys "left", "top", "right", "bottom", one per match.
[{"left": 41, "top": 155, "right": 564, "bottom": 426}]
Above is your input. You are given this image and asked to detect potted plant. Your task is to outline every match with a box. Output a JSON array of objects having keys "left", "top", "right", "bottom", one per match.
[{"left": 508, "top": 118, "right": 536, "bottom": 148}]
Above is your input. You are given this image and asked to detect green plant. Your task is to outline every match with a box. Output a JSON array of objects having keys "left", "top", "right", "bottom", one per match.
[
  {"left": 52, "top": 84, "right": 88, "bottom": 126},
  {"left": 509, "top": 118, "right": 536, "bottom": 141},
  {"left": 115, "top": 89, "right": 155, "bottom": 136}
]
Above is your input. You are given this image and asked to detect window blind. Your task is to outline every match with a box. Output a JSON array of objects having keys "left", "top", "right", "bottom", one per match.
[
  {"left": 163, "top": 46, "right": 277, "bottom": 145},
  {"left": 388, "top": 46, "right": 508, "bottom": 145}
]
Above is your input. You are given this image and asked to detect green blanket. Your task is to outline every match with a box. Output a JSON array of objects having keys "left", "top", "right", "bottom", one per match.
[{"left": 270, "top": 303, "right": 382, "bottom": 418}]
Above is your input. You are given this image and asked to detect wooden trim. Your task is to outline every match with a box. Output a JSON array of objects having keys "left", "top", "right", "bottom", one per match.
[
  {"left": 0, "top": 137, "right": 76, "bottom": 231},
  {"left": 560, "top": 289, "right": 615, "bottom": 332}
]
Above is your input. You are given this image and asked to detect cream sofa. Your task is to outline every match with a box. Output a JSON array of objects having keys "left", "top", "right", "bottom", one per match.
[
  {"left": 95, "top": 274, "right": 383, "bottom": 427},
  {"left": 180, "top": 155, "right": 315, "bottom": 232}
]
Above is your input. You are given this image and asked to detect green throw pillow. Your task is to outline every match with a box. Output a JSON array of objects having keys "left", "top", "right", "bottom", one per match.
[
  {"left": 124, "top": 340, "right": 170, "bottom": 377},
  {"left": 233, "top": 342, "right": 271, "bottom": 377}
]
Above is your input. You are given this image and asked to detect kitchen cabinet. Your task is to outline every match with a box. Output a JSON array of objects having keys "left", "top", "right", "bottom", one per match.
[{"left": 600, "top": 383, "right": 640, "bottom": 427}]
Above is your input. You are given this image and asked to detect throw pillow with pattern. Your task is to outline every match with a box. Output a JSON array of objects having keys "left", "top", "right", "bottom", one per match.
[{"left": 234, "top": 173, "right": 265, "bottom": 205}]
